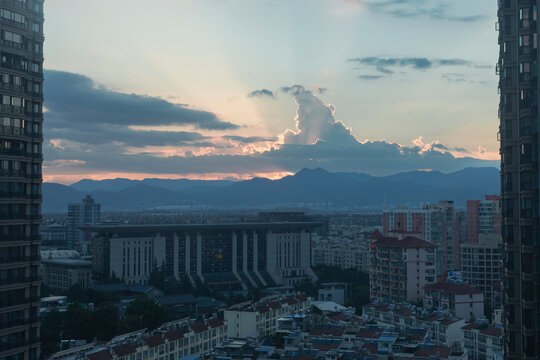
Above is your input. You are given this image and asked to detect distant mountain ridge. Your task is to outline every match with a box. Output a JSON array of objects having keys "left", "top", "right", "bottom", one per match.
[{"left": 43, "top": 167, "right": 500, "bottom": 212}]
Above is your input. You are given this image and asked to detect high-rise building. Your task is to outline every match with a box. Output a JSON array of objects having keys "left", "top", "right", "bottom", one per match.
[
  {"left": 382, "top": 201, "right": 465, "bottom": 276},
  {"left": 369, "top": 230, "right": 437, "bottom": 303},
  {"left": 0, "top": 1, "right": 44, "bottom": 359},
  {"left": 67, "top": 195, "right": 100, "bottom": 251},
  {"left": 466, "top": 195, "right": 501, "bottom": 244},
  {"left": 498, "top": 1, "right": 539, "bottom": 358}
]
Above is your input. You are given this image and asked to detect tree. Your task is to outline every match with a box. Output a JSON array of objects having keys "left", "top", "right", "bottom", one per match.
[
  {"left": 40, "top": 309, "right": 63, "bottom": 357},
  {"left": 119, "top": 296, "right": 172, "bottom": 333},
  {"left": 92, "top": 303, "right": 119, "bottom": 340}
]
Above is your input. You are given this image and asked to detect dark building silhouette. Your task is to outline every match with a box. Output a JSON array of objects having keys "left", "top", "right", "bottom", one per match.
[
  {"left": 0, "top": 0, "right": 44, "bottom": 359},
  {"left": 498, "top": 1, "right": 539, "bottom": 358}
]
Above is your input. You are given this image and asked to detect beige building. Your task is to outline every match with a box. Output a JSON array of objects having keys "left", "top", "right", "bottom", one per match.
[
  {"left": 311, "top": 235, "right": 370, "bottom": 272},
  {"left": 370, "top": 231, "right": 437, "bottom": 303},
  {"left": 41, "top": 259, "right": 93, "bottom": 293}
]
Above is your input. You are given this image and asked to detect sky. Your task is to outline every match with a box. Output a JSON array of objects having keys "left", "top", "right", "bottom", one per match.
[{"left": 42, "top": 0, "right": 500, "bottom": 184}]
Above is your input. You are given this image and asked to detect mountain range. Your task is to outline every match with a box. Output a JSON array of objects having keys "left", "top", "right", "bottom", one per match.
[{"left": 43, "top": 167, "right": 500, "bottom": 212}]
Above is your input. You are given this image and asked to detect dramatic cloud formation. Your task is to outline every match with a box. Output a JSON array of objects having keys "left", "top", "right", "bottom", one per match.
[
  {"left": 247, "top": 89, "right": 275, "bottom": 98},
  {"left": 345, "top": 0, "right": 486, "bottom": 22},
  {"left": 279, "top": 85, "right": 358, "bottom": 145},
  {"left": 42, "top": 71, "right": 497, "bottom": 182},
  {"left": 44, "top": 70, "right": 238, "bottom": 130}
]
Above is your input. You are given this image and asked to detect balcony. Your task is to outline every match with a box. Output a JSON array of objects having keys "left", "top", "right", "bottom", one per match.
[
  {"left": 0, "top": 255, "right": 40, "bottom": 264},
  {"left": 1, "top": 296, "right": 40, "bottom": 307},
  {"left": 0, "top": 318, "right": 34, "bottom": 330},
  {"left": 0, "top": 275, "right": 41, "bottom": 286},
  {"left": 0, "top": 337, "right": 39, "bottom": 352},
  {"left": 0, "top": 235, "right": 40, "bottom": 242}
]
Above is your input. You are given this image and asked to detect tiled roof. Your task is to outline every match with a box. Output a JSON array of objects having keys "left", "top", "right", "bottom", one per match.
[
  {"left": 143, "top": 335, "right": 164, "bottom": 348},
  {"left": 296, "top": 294, "right": 308, "bottom": 302},
  {"left": 462, "top": 322, "right": 484, "bottom": 330},
  {"left": 283, "top": 297, "right": 297, "bottom": 305},
  {"left": 190, "top": 322, "right": 208, "bottom": 334},
  {"left": 207, "top": 317, "right": 224, "bottom": 328},
  {"left": 369, "top": 229, "right": 384, "bottom": 241},
  {"left": 414, "top": 346, "right": 451, "bottom": 358},
  {"left": 164, "top": 329, "right": 186, "bottom": 341},
  {"left": 87, "top": 350, "right": 112, "bottom": 360},
  {"left": 425, "top": 281, "right": 482, "bottom": 295},
  {"left": 309, "top": 325, "right": 345, "bottom": 337},
  {"left": 480, "top": 327, "right": 503, "bottom": 337},
  {"left": 268, "top": 301, "right": 282, "bottom": 310},
  {"left": 112, "top": 344, "right": 137, "bottom": 357},
  {"left": 373, "top": 236, "right": 437, "bottom": 249},
  {"left": 440, "top": 318, "right": 462, "bottom": 326}
]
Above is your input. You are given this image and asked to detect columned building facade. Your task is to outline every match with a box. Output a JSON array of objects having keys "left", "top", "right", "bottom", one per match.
[
  {"left": 498, "top": 1, "right": 540, "bottom": 359},
  {"left": 0, "top": 1, "right": 44, "bottom": 360},
  {"left": 90, "top": 223, "right": 319, "bottom": 289}
]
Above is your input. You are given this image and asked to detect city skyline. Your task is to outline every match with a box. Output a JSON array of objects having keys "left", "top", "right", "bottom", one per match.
[{"left": 43, "top": 0, "right": 499, "bottom": 183}]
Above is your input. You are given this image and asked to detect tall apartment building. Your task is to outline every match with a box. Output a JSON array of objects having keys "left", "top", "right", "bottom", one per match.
[
  {"left": 89, "top": 222, "right": 319, "bottom": 289},
  {"left": 460, "top": 234, "right": 502, "bottom": 310},
  {"left": 466, "top": 195, "right": 501, "bottom": 244},
  {"left": 67, "top": 195, "right": 100, "bottom": 251},
  {"left": 0, "top": 1, "right": 44, "bottom": 360},
  {"left": 369, "top": 231, "right": 437, "bottom": 303},
  {"left": 311, "top": 235, "right": 371, "bottom": 272},
  {"left": 497, "top": 1, "right": 539, "bottom": 358},
  {"left": 382, "top": 201, "right": 465, "bottom": 276}
]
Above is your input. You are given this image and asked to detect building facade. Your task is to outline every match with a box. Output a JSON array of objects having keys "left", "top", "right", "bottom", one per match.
[
  {"left": 466, "top": 196, "right": 501, "bottom": 244},
  {"left": 382, "top": 201, "right": 465, "bottom": 276},
  {"left": 0, "top": 1, "right": 44, "bottom": 360},
  {"left": 498, "top": 2, "right": 540, "bottom": 358},
  {"left": 41, "top": 258, "right": 93, "bottom": 293},
  {"left": 423, "top": 281, "right": 484, "bottom": 320},
  {"left": 67, "top": 195, "right": 100, "bottom": 251},
  {"left": 460, "top": 234, "right": 502, "bottom": 310},
  {"left": 90, "top": 223, "right": 319, "bottom": 289},
  {"left": 224, "top": 294, "right": 310, "bottom": 338},
  {"left": 370, "top": 232, "right": 437, "bottom": 303}
]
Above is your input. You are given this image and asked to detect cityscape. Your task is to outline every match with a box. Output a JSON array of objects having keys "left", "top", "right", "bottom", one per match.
[{"left": 0, "top": 1, "right": 533, "bottom": 360}]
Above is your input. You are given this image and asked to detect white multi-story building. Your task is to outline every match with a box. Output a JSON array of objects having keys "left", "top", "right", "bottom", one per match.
[
  {"left": 91, "top": 223, "right": 319, "bottom": 288},
  {"left": 74, "top": 317, "right": 228, "bottom": 360},
  {"left": 224, "top": 294, "right": 310, "bottom": 338},
  {"left": 424, "top": 282, "right": 484, "bottom": 320},
  {"left": 461, "top": 322, "right": 503, "bottom": 360},
  {"left": 370, "top": 231, "right": 437, "bottom": 303}
]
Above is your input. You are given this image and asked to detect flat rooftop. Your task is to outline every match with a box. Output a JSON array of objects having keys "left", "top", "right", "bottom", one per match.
[{"left": 81, "top": 222, "right": 323, "bottom": 233}]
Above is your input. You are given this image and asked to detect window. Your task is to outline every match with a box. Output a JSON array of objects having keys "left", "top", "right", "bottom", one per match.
[
  {"left": 32, "top": 23, "right": 40, "bottom": 33},
  {"left": 2, "top": 31, "right": 22, "bottom": 44}
]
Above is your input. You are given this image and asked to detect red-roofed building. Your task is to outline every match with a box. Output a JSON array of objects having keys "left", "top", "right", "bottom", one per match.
[
  {"left": 424, "top": 281, "right": 484, "bottom": 319},
  {"left": 224, "top": 293, "right": 311, "bottom": 338},
  {"left": 370, "top": 234, "right": 437, "bottom": 303},
  {"left": 462, "top": 323, "right": 503, "bottom": 360},
  {"left": 143, "top": 335, "right": 165, "bottom": 348},
  {"left": 86, "top": 350, "right": 113, "bottom": 360},
  {"left": 383, "top": 201, "right": 466, "bottom": 276}
]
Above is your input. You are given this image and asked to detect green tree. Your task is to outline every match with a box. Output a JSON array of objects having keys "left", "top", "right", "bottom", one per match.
[
  {"left": 119, "top": 296, "right": 172, "bottom": 333},
  {"left": 40, "top": 309, "right": 63, "bottom": 357},
  {"left": 64, "top": 303, "right": 93, "bottom": 341},
  {"left": 92, "top": 303, "right": 119, "bottom": 340}
]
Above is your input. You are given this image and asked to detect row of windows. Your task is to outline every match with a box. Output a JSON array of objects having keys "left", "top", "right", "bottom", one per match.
[{"left": 1, "top": 53, "right": 42, "bottom": 73}]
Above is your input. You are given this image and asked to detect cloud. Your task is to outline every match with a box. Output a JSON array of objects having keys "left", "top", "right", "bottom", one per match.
[
  {"left": 278, "top": 85, "right": 358, "bottom": 145},
  {"left": 358, "top": 75, "right": 385, "bottom": 80},
  {"left": 345, "top": 0, "right": 486, "bottom": 22},
  {"left": 42, "top": 73, "right": 498, "bottom": 180},
  {"left": 223, "top": 135, "right": 277, "bottom": 143},
  {"left": 247, "top": 89, "right": 275, "bottom": 98},
  {"left": 348, "top": 57, "right": 487, "bottom": 75},
  {"left": 44, "top": 70, "right": 238, "bottom": 130},
  {"left": 312, "top": 85, "right": 327, "bottom": 94}
]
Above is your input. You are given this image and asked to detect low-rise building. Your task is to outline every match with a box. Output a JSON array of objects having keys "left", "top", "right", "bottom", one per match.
[
  {"left": 224, "top": 294, "right": 310, "bottom": 338},
  {"left": 42, "top": 258, "right": 93, "bottom": 292},
  {"left": 318, "top": 282, "right": 347, "bottom": 305},
  {"left": 424, "top": 281, "right": 484, "bottom": 320},
  {"left": 461, "top": 321, "right": 503, "bottom": 360}
]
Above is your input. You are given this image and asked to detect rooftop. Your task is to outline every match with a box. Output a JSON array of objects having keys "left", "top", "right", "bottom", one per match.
[
  {"left": 81, "top": 222, "right": 322, "bottom": 233},
  {"left": 425, "top": 282, "right": 482, "bottom": 295}
]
